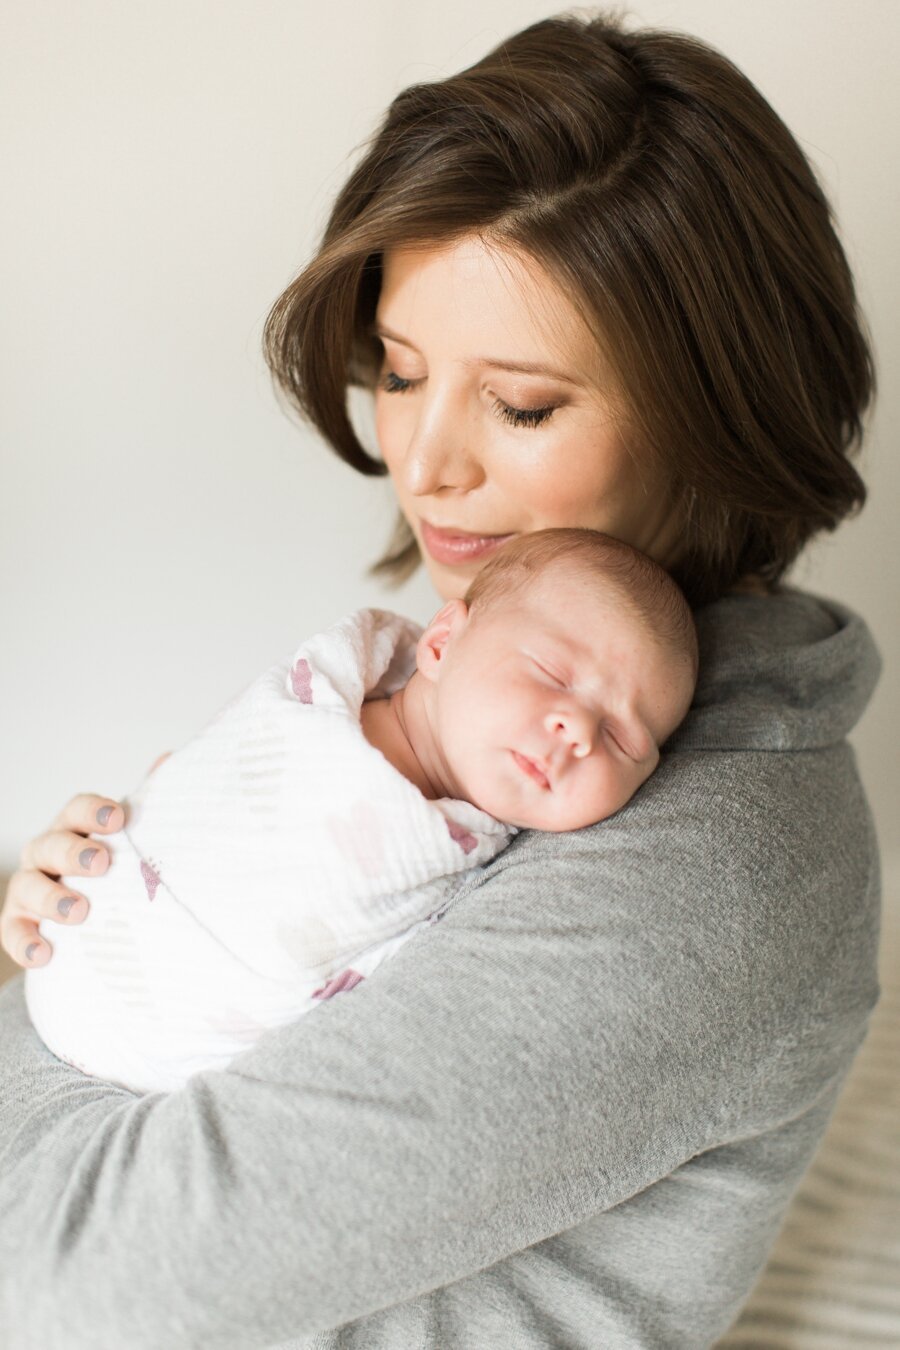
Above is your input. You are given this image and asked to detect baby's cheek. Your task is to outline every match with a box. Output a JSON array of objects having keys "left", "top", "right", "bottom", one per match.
[
  {"left": 464, "top": 748, "right": 515, "bottom": 819},
  {"left": 612, "top": 761, "right": 654, "bottom": 815},
  {"left": 577, "top": 763, "right": 630, "bottom": 828}
]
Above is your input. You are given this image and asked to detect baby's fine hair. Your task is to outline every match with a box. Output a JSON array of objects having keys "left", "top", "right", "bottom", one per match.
[{"left": 463, "top": 529, "right": 699, "bottom": 681}]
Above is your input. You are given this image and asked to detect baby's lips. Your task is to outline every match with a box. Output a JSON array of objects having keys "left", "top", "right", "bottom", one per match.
[{"left": 512, "top": 750, "right": 552, "bottom": 790}]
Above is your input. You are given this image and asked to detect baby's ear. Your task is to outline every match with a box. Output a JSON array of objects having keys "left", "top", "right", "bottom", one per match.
[{"left": 417, "top": 599, "right": 468, "bottom": 681}]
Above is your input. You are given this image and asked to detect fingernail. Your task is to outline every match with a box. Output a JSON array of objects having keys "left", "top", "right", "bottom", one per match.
[
  {"left": 79, "top": 848, "right": 99, "bottom": 869},
  {"left": 58, "top": 897, "right": 76, "bottom": 916},
  {"left": 96, "top": 805, "right": 114, "bottom": 826},
  {"left": 25, "top": 942, "right": 40, "bottom": 962}
]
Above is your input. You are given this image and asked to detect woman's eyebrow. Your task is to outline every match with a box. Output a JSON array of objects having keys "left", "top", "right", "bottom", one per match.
[
  {"left": 372, "top": 323, "right": 414, "bottom": 348},
  {"left": 463, "top": 356, "right": 579, "bottom": 384},
  {"left": 372, "top": 323, "right": 580, "bottom": 385}
]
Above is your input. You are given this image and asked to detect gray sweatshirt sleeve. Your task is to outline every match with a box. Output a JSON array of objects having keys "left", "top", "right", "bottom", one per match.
[{"left": 0, "top": 730, "right": 880, "bottom": 1349}]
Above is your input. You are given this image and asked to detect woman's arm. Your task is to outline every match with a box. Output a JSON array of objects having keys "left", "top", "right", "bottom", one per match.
[
  {"left": 6, "top": 841, "right": 661, "bottom": 1347},
  {"left": 0, "top": 746, "right": 879, "bottom": 1350}
]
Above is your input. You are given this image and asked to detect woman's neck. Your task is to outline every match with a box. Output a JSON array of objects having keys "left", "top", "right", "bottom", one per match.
[{"left": 728, "top": 574, "right": 772, "bottom": 597}]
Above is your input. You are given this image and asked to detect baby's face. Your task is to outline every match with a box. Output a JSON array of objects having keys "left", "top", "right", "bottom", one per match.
[{"left": 430, "top": 573, "right": 694, "bottom": 831}]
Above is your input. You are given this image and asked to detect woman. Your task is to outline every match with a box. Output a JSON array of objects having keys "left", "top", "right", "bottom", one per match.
[{"left": 0, "top": 13, "right": 881, "bottom": 1349}]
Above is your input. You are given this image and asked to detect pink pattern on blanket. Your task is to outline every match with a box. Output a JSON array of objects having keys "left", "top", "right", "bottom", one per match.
[
  {"left": 326, "top": 800, "right": 387, "bottom": 877},
  {"left": 141, "top": 860, "right": 162, "bottom": 901},
  {"left": 312, "top": 969, "right": 365, "bottom": 1000},
  {"left": 445, "top": 817, "right": 478, "bottom": 854},
  {"left": 290, "top": 658, "right": 314, "bottom": 703}
]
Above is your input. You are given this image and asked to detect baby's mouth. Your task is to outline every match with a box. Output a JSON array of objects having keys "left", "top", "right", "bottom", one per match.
[{"left": 511, "top": 751, "right": 551, "bottom": 790}]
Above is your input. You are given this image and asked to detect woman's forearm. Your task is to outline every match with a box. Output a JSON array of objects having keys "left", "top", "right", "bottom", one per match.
[
  {"left": 2, "top": 852, "right": 649, "bottom": 1350},
  {"left": 0, "top": 761, "right": 877, "bottom": 1350},
  {"left": 0, "top": 831, "right": 717, "bottom": 1350}
]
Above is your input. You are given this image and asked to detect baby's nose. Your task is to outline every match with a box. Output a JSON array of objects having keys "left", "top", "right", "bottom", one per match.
[{"left": 545, "top": 707, "right": 597, "bottom": 757}]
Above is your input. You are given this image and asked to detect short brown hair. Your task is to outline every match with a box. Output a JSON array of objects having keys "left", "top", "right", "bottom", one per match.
[
  {"left": 463, "top": 528, "right": 698, "bottom": 681},
  {"left": 263, "top": 11, "right": 873, "bottom": 607}
]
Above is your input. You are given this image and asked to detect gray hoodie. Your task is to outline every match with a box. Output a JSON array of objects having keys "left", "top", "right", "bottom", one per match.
[{"left": 0, "top": 587, "right": 882, "bottom": 1350}]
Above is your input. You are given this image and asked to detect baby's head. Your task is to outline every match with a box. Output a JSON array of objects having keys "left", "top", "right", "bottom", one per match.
[{"left": 416, "top": 529, "right": 698, "bottom": 831}]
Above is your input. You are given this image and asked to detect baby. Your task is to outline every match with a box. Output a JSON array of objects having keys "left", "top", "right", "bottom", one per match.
[{"left": 26, "top": 529, "right": 697, "bottom": 1093}]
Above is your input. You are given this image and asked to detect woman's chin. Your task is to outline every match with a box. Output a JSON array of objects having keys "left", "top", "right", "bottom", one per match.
[{"left": 422, "top": 556, "right": 478, "bottom": 602}]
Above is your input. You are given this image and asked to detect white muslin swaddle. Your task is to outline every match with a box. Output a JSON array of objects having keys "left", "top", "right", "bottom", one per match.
[{"left": 25, "top": 609, "right": 514, "bottom": 1093}]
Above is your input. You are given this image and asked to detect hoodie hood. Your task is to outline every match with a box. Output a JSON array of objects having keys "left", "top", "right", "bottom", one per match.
[{"left": 667, "top": 588, "right": 881, "bottom": 754}]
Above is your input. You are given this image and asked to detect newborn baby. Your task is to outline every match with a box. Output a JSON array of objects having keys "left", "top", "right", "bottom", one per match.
[{"left": 26, "top": 528, "right": 697, "bottom": 1093}]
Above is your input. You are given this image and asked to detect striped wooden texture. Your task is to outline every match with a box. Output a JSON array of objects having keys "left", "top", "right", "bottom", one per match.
[{"left": 718, "top": 868, "right": 900, "bottom": 1348}]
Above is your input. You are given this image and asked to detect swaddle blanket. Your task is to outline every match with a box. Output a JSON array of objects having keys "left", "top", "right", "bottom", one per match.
[{"left": 25, "top": 608, "right": 514, "bottom": 1094}]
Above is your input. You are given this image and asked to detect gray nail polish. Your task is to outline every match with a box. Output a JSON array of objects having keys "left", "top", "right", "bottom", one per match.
[
  {"left": 58, "top": 897, "right": 76, "bottom": 916},
  {"left": 96, "top": 805, "right": 114, "bottom": 826},
  {"left": 25, "top": 942, "right": 39, "bottom": 962},
  {"left": 79, "top": 847, "right": 99, "bottom": 869}
]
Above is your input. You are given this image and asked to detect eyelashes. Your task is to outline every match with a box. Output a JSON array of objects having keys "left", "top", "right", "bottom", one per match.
[
  {"left": 378, "top": 371, "right": 556, "bottom": 429},
  {"left": 533, "top": 659, "right": 566, "bottom": 686},
  {"left": 379, "top": 371, "right": 417, "bottom": 396},
  {"left": 493, "top": 400, "right": 555, "bottom": 429}
]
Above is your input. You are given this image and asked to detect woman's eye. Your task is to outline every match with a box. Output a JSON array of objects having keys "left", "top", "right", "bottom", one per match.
[
  {"left": 378, "top": 370, "right": 418, "bottom": 394},
  {"left": 493, "top": 398, "right": 555, "bottom": 429},
  {"left": 377, "top": 372, "right": 556, "bottom": 427}
]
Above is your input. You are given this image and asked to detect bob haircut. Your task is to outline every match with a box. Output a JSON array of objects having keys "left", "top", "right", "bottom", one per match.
[{"left": 263, "top": 10, "right": 873, "bottom": 607}]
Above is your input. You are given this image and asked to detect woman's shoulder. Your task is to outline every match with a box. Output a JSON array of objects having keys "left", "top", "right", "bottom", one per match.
[
  {"left": 509, "top": 588, "right": 880, "bottom": 884},
  {"left": 461, "top": 585, "right": 881, "bottom": 1058},
  {"left": 496, "top": 586, "right": 881, "bottom": 875},
  {"left": 672, "top": 584, "right": 881, "bottom": 753}
]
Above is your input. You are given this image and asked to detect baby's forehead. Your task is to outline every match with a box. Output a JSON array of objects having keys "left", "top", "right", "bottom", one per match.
[
  {"left": 515, "top": 571, "right": 647, "bottom": 640},
  {"left": 515, "top": 579, "right": 682, "bottom": 690}
]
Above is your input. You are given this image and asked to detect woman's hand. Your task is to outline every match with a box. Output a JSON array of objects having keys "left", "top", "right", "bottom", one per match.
[
  {"left": 2, "top": 754, "right": 173, "bottom": 969},
  {"left": 0, "top": 793, "right": 125, "bottom": 968}
]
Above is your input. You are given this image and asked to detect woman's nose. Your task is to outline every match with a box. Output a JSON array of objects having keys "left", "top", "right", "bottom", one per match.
[
  {"left": 402, "top": 401, "right": 484, "bottom": 496},
  {"left": 545, "top": 706, "right": 597, "bottom": 758}
]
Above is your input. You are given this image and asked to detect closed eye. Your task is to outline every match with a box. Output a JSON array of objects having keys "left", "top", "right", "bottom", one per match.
[
  {"left": 603, "top": 726, "right": 635, "bottom": 760},
  {"left": 492, "top": 398, "right": 556, "bottom": 429},
  {"left": 531, "top": 659, "right": 566, "bottom": 686},
  {"left": 379, "top": 370, "right": 418, "bottom": 394},
  {"left": 378, "top": 371, "right": 556, "bottom": 429}
]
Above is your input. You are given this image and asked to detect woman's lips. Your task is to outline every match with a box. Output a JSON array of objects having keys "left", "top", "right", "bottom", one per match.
[
  {"left": 419, "top": 520, "right": 516, "bottom": 566},
  {"left": 511, "top": 751, "right": 551, "bottom": 790}
]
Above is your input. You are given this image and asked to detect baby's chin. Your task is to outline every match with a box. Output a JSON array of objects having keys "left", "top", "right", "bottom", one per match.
[
  {"left": 517, "top": 809, "right": 613, "bottom": 833},
  {"left": 461, "top": 766, "right": 624, "bottom": 833},
  {"left": 475, "top": 792, "right": 616, "bottom": 833}
]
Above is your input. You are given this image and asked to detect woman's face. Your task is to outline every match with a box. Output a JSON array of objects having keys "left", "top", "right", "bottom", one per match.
[{"left": 373, "top": 235, "right": 681, "bottom": 601}]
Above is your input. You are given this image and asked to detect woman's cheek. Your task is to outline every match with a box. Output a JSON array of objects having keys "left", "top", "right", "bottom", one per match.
[{"left": 373, "top": 399, "right": 395, "bottom": 465}]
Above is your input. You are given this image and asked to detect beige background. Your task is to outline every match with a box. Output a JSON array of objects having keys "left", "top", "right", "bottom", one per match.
[{"left": 1, "top": 0, "right": 897, "bottom": 877}]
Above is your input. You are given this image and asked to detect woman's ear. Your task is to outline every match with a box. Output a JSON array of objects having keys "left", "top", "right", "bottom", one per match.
[{"left": 416, "top": 599, "right": 469, "bottom": 682}]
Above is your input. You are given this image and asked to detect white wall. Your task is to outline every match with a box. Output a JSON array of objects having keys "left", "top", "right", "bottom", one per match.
[{"left": 2, "top": 0, "right": 898, "bottom": 869}]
